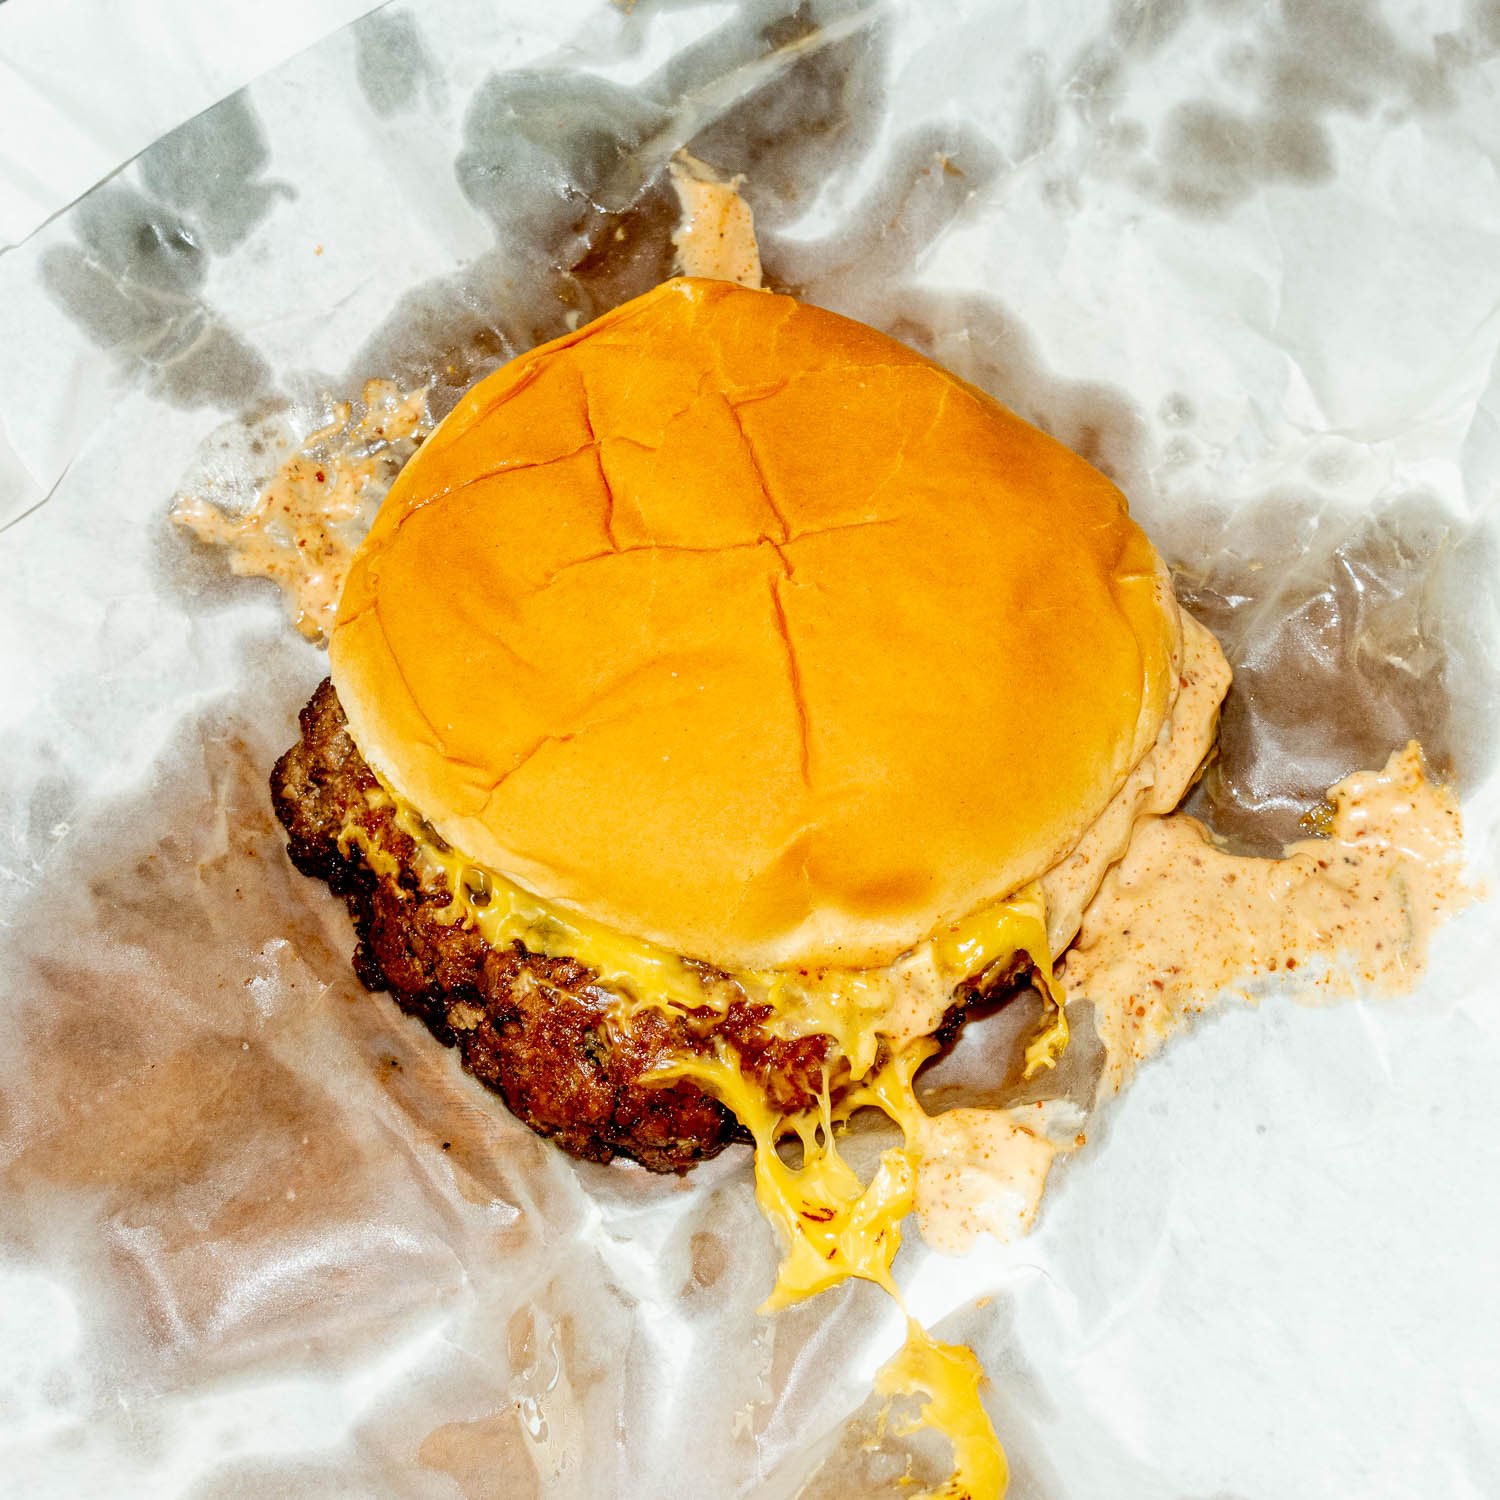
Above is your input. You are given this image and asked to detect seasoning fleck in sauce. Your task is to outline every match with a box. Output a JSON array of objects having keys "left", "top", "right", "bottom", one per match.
[
  {"left": 912, "top": 1103, "right": 1069, "bottom": 1256},
  {"left": 171, "top": 380, "right": 430, "bottom": 642},
  {"left": 669, "top": 152, "right": 764, "bottom": 289},
  {"left": 1059, "top": 741, "right": 1473, "bottom": 1098}
]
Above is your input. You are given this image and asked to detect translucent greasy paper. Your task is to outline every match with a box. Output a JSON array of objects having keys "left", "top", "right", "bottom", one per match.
[{"left": 3, "top": 2, "right": 1500, "bottom": 1496}]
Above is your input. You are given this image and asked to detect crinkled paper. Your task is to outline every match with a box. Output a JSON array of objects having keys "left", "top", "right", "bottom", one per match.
[{"left": 2, "top": 3, "right": 1499, "bottom": 1496}]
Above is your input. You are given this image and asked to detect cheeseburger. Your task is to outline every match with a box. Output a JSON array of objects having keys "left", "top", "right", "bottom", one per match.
[{"left": 271, "top": 274, "right": 1228, "bottom": 1360}]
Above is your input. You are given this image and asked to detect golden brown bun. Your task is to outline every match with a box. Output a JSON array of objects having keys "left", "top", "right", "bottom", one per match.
[{"left": 331, "top": 278, "right": 1181, "bottom": 971}]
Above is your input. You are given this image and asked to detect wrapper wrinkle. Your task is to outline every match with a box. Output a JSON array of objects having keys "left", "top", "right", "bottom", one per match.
[{"left": 2, "top": 1, "right": 1499, "bottom": 1497}]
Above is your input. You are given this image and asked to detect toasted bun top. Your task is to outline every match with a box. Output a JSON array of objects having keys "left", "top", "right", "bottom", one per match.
[{"left": 331, "top": 278, "right": 1180, "bottom": 971}]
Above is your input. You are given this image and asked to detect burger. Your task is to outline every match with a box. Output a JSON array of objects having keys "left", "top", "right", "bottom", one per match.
[{"left": 270, "top": 272, "right": 1229, "bottom": 1324}]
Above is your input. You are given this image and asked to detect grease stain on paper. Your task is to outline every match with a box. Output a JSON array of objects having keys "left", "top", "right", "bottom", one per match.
[
  {"left": 353, "top": 8, "right": 442, "bottom": 118},
  {"left": 0, "top": 722, "right": 416, "bottom": 1359},
  {"left": 419, "top": 1410, "right": 541, "bottom": 1500},
  {"left": 1173, "top": 500, "right": 1499, "bottom": 850},
  {"left": 40, "top": 95, "right": 288, "bottom": 409},
  {"left": 1129, "top": 0, "right": 1493, "bottom": 214},
  {"left": 1008, "top": 1, "right": 1500, "bottom": 215},
  {"left": 137, "top": 94, "right": 294, "bottom": 255},
  {"left": 346, "top": 0, "right": 884, "bottom": 404}
]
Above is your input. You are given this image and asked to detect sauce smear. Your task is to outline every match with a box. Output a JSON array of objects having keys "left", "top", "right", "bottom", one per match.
[
  {"left": 669, "top": 152, "right": 764, "bottom": 290},
  {"left": 172, "top": 380, "right": 430, "bottom": 642},
  {"left": 1061, "top": 741, "right": 1474, "bottom": 1098}
]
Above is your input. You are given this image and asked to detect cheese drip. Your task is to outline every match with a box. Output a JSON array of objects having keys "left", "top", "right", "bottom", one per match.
[
  {"left": 338, "top": 781, "right": 1066, "bottom": 1079},
  {"left": 338, "top": 784, "right": 1065, "bottom": 1499},
  {"left": 876, "top": 1321, "right": 1009, "bottom": 1500},
  {"left": 646, "top": 1042, "right": 1017, "bottom": 1498},
  {"left": 644, "top": 964, "right": 1051, "bottom": 1500}
]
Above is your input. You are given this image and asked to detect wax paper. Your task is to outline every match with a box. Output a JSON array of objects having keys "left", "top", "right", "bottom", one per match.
[
  {"left": 0, "top": 0, "right": 388, "bottom": 249},
  {"left": 2, "top": 2, "right": 1500, "bottom": 1497}
]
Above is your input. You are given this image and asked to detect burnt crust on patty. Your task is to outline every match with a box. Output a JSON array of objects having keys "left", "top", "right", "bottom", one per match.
[{"left": 270, "top": 680, "right": 1021, "bottom": 1172}]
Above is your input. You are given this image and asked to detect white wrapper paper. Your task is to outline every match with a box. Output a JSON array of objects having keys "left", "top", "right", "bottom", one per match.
[{"left": 2, "top": 3, "right": 1499, "bottom": 1497}]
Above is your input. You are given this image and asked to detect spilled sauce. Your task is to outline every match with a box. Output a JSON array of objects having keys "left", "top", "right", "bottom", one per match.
[
  {"left": 1061, "top": 741, "right": 1475, "bottom": 1099},
  {"left": 894, "top": 614, "right": 1229, "bottom": 1263},
  {"left": 912, "top": 1103, "right": 1073, "bottom": 1258},
  {"left": 910, "top": 743, "right": 1473, "bottom": 1267},
  {"left": 669, "top": 152, "right": 764, "bottom": 289},
  {"left": 171, "top": 380, "right": 430, "bottom": 642},
  {"left": 1039, "top": 615, "right": 1231, "bottom": 956}
]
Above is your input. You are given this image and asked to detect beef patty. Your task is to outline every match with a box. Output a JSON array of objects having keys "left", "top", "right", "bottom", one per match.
[{"left": 271, "top": 680, "right": 1015, "bottom": 1172}]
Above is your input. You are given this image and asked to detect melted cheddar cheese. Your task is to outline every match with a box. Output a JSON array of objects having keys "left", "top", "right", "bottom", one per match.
[
  {"left": 339, "top": 780, "right": 1065, "bottom": 1498},
  {"left": 877, "top": 1321, "right": 1010, "bottom": 1500}
]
